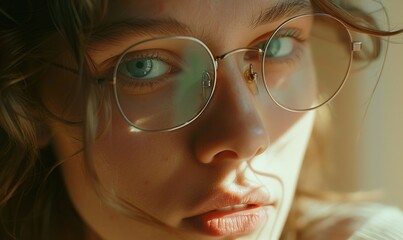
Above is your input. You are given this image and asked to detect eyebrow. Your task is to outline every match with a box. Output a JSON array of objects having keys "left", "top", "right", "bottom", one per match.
[
  {"left": 89, "top": 0, "right": 312, "bottom": 46},
  {"left": 251, "top": 0, "right": 312, "bottom": 28},
  {"left": 90, "top": 18, "right": 191, "bottom": 45}
]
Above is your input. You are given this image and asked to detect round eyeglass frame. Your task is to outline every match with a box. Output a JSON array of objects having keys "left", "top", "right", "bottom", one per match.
[
  {"left": 262, "top": 13, "right": 361, "bottom": 112},
  {"left": 112, "top": 13, "right": 362, "bottom": 132}
]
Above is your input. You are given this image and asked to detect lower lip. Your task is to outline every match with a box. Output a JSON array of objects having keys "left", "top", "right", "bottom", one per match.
[{"left": 190, "top": 205, "right": 268, "bottom": 237}]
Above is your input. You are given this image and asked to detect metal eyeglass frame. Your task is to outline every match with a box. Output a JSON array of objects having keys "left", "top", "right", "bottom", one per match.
[{"left": 114, "top": 13, "right": 363, "bottom": 132}]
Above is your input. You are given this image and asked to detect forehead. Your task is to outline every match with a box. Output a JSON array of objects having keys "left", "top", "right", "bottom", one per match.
[
  {"left": 106, "top": 0, "right": 309, "bottom": 28},
  {"left": 108, "top": 0, "right": 272, "bottom": 18},
  {"left": 89, "top": 0, "right": 311, "bottom": 62}
]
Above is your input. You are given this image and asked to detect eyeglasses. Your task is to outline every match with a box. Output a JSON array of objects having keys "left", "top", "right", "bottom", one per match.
[{"left": 112, "top": 13, "right": 362, "bottom": 132}]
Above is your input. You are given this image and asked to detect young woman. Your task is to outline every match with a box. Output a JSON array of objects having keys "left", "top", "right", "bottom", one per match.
[{"left": 1, "top": 0, "right": 402, "bottom": 239}]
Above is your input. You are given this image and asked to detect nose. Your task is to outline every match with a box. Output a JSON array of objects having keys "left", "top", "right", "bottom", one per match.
[{"left": 192, "top": 59, "right": 270, "bottom": 164}]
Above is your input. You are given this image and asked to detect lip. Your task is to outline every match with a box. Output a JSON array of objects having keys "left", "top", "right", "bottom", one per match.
[{"left": 184, "top": 187, "right": 275, "bottom": 237}]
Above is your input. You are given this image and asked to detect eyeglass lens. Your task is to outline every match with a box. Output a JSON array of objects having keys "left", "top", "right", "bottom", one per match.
[{"left": 113, "top": 14, "right": 353, "bottom": 131}]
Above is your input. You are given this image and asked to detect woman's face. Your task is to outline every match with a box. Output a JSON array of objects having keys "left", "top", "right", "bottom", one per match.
[{"left": 44, "top": 0, "right": 316, "bottom": 239}]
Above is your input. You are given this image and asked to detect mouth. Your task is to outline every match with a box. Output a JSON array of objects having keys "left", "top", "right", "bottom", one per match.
[
  {"left": 196, "top": 204, "right": 268, "bottom": 237},
  {"left": 184, "top": 189, "right": 274, "bottom": 237}
]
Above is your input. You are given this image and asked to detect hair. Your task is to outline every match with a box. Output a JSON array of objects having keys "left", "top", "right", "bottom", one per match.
[{"left": 0, "top": 0, "right": 402, "bottom": 239}]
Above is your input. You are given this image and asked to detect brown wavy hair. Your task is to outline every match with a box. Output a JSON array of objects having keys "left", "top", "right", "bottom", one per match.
[{"left": 0, "top": 0, "right": 402, "bottom": 239}]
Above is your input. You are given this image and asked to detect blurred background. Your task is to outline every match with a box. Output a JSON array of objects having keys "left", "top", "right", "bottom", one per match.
[{"left": 323, "top": 0, "right": 403, "bottom": 209}]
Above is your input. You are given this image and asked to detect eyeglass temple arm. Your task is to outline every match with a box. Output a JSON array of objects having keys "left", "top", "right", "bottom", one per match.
[{"left": 50, "top": 62, "right": 108, "bottom": 84}]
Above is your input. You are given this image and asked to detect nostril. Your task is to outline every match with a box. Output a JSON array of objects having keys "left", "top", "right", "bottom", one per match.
[{"left": 213, "top": 150, "right": 238, "bottom": 161}]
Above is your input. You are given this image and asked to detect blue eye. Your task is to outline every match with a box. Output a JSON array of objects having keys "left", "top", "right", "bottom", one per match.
[
  {"left": 116, "top": 50, "right": 183, "bottom": 95},
  {"left": 122, "top": 58, "right": 170, "bottom": 80},
  {"left": 125, "top": 59, "right": 153, "bottom": 78},
  {"left": 266, "top": 37, "right": 294, "bottom": 58}
]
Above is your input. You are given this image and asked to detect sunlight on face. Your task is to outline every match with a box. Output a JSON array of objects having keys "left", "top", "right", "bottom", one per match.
[{"left": 45, "top": 0, "right": 318, "bottom": 239}]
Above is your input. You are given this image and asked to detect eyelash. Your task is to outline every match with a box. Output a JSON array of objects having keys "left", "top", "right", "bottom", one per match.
[
  {"left": 96, "top": 27, "right": 307, "bottom": 87},
  {"left": 95, "top": 50, "right": 173, "bottom": 82},
  {"left": 124, "top": 51, "right": 171, "bottom": 64},
  {"left": 117, "top": 51, "right": 179, "bottom": 94},
  {"left": 264, "top": 28, "right": 306, "bottom": 65}
]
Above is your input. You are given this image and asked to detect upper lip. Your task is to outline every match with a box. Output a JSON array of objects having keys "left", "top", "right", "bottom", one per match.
[{"left": 189, "top": 186, "right": 275, "bottom": 216}]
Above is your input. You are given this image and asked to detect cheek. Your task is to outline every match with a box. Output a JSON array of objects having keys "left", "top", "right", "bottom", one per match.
[
  {"left": 57, "top": 115, "right": 191, "bottom": 237},
  {"left": 252, "top": 111, "right": 315, "bottom": 185},
  {"left": 250, "top": 111, "right": 315, "bottom": 238},
  {"left": 84, "top": 107, "right": 189, "bottom": 208},
  {"left": 92, "top": 134, "right": 176, "bottom": 196}
]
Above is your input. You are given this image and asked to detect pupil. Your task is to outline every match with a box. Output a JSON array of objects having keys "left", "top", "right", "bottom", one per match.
[
  {"left": 126, "top": 59, "right": 153, "bottom": 78},
  {"left": 136, "top": 62, "right": 145, "bottom": 69}
]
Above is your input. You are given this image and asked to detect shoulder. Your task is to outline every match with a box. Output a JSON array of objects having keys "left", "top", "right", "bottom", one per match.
[
  {"left": 349, "top": 205, "right": 403, "bottom": 240},
  {"left": 294, "top": 197, "right": 403, "bottom": 239}
]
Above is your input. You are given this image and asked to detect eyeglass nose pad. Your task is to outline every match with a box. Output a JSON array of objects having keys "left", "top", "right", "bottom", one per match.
[
  {"left": 202, "top": 71, "right": 214, "bottom": 100},
  {"left": 244, "top": 64, "right": 259, "bottom": 95}
]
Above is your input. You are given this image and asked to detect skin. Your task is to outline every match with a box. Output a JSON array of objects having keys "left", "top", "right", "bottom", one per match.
[{"left": 41, "top": 0, "right": 316, "bottom": 239}]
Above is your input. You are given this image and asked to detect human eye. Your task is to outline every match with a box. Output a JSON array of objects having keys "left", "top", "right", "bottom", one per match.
[
  {"left": 254, "top": 27, "right": 309, "bottom": 89},
  {"left": 258, "top": 28, "right": 306, "bottom": 66},
  {"left": 116, "top": 50, "right": 181, "bottom": 94}
]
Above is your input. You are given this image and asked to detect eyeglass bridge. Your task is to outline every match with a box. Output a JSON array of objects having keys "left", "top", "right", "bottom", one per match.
[{"left": 211, "top": 47, "right": 264, "bottom": 96}]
